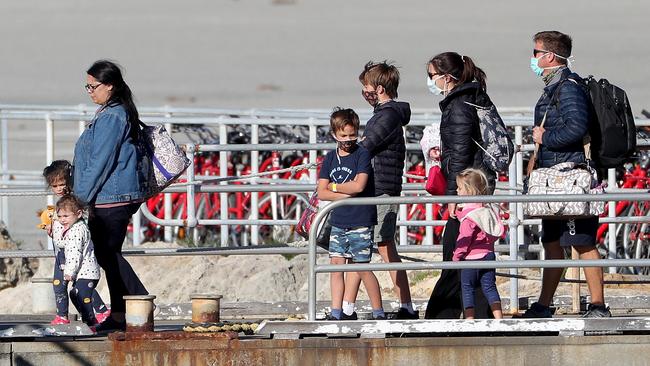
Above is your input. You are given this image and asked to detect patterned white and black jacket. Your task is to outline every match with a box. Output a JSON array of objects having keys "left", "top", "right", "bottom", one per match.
[{"left": 53, "top": 219, "right": 101, "bottom": 280}]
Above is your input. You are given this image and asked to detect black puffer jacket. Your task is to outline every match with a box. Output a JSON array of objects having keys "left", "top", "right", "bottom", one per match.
[
  {"left": 439, "top": 82, "right": 496, "bottom": 196},
  {"left": 360, "top": 100, "right": 410, "bottom": 196},
  {"left": 534, "top": 68, "right": 589, "bottom": 168}
]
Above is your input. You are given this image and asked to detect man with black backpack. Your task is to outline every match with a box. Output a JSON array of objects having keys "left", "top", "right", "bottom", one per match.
[{"left": 524, "top": 30, "right": 611, "bottom": 318}]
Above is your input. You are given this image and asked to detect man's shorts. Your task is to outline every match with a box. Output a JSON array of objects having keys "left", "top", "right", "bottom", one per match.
[
  {"left": 541, "top": 217, "right": 598, "bottom": 247},
  {"left": 329, "top": 226, "right": 374, "bottom": 263},
  {"left": 374, "top": 194, "right": 398, "bottom": 244}
]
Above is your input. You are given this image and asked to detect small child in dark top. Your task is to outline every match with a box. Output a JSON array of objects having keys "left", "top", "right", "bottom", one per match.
[{"left": 318, "top": 108, "right": 385, "bottom": 320}]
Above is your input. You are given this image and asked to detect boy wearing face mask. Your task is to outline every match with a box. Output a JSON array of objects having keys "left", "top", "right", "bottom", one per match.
[
  {"left": 317, "top": 107, "right": 385, "bottom": 321},
  {"left": 523, "top": 31, "right": 609, "bottom": 318},
  {"left": 337, "top": 61, "right": 418, "bottom": 320}
]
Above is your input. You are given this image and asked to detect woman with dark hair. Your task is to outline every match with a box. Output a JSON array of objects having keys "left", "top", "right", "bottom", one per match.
[
  {"left": 423, "top": 52, "right": 496, "bottom": 319},
  {"left": 73, "top": 60, "right": 152, "bottom": 332}
]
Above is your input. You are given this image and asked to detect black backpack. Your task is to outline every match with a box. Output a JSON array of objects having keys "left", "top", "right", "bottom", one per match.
[{"left": 582, "top": 76, "right": 637, "bottom": 168}]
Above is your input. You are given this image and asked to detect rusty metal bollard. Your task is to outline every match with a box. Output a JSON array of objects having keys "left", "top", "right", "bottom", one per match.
[
  {"left": 124, "top": 295, "right": 156, "bottom": 332},
  {"left": 191, "top": 294, "right": 223, "bottom": 323}
]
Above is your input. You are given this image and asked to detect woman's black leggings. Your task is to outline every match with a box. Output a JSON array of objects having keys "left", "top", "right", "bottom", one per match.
[
  {"left": 53, "top": 250, "right": 107, "bottom": 317},
  {"left": 89, "top": 203, "right": 148, "bottom": 313}
]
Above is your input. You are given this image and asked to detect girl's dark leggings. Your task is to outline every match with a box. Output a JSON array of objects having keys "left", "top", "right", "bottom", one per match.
[
  {"left": 53, "top": 250, "right": 107, "bottom": 317},
  {"left": 69, "top": 279, "right": 99, "bottom": 324}
]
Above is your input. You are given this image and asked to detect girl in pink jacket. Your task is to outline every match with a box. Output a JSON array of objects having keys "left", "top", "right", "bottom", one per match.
[{"left": 453, "top": 169, "right": 505, "bottom": 319}]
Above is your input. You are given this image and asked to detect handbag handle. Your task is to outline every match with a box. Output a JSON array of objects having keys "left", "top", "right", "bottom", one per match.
[{"left": 526, "top": 110, "right": 548, "bottom": 177}]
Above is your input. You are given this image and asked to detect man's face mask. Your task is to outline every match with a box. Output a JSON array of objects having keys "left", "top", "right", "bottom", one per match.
[
  {"left": 530, "top": 54, "right": 546, "bottom": 77},
  {"left": 361, "top": 89, "right": 378, "bottom": 107},
  {"left": 530, "top": 49, "right": 568, "bottom": 77}
]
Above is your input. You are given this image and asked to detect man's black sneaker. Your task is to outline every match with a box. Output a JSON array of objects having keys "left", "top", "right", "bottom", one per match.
[
  {"left": 372, "top": 314, "right": 387, "bottom": 320},
  {"left": 341, "top": 312, "right": 358, "bottom": 320},
  {"left": 520, "top": 302, "right": 553, "bottom": 318},
  {"left": 325, "top": 314, "right": 341, "bottom": 321},
  {"left": 390, "top": 308, "right": 419, "bottom": 320},
  {"left": 93, "top": 316, "right": 126, "bottom": 333},
  {"left": 582, "top": 304, "right": 612, "bottom": 318}
]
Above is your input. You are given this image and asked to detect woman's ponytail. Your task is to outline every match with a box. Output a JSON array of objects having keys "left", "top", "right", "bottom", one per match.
[
  {"left": 459, "top": 55, "right": 487, "bottom": 91},
  {"left": 429, "top": 52, "right": 487, "bottom": 91}
]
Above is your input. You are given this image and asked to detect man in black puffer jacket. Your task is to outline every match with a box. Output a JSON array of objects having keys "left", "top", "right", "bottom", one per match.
[
  {"left": 351, "top": 61, "right": 417, "bottom": 319},
  {"left": 523, "top": 31, "right": 610, "bottom": 319}
]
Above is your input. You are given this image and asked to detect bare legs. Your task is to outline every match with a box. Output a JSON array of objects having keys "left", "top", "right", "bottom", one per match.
[
  {"left": 538, "top": 241, "right": 604, "bottom": 307},
  {"left": 331, "top": 257, "right": 382, "bottom": 314},
  {"left": 342, "top": 240, "right": 412, "bottom": 305}
]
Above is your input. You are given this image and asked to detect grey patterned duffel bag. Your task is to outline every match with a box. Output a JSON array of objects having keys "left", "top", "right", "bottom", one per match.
[
  {"left": 139, "top": 122, "right": 191, "bottom": 193},
  {"left": 465, "top": 102, "right": 515, "bottom": 173},
  {"left": 524, "top": 162, "right": 605, "bottom": 218}
]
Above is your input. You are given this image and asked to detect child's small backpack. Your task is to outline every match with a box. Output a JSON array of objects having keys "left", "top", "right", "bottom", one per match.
[
  {"left": 465, "top": 102, "right": 515, "bottom": 173},
  {"left": 583, "top": 76, "right": 636, "bottom": 168}
]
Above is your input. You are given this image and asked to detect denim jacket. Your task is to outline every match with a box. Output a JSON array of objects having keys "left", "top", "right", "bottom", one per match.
[{"left": 73, "top": 104, "right": 152, "bottom": 205}]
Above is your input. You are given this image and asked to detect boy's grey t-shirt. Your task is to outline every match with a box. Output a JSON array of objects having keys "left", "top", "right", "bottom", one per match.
[{"left": 319, "top": 146, "right": 377, "bottom": 229}]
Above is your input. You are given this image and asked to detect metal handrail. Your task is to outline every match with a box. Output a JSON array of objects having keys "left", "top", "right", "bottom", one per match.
[
  {"left": 3, "top": 105, "right": 650, "bottom": 317},
  {"left": 307, "top": 192, "right": 650, "bottom": 320}
]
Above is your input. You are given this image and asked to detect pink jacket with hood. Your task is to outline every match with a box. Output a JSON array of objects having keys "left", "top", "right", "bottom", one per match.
[{"left": 452, "top": 203, "right": 505, "bottom": 261}]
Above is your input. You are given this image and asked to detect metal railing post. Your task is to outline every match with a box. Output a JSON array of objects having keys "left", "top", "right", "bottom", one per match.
[
  {"left": 185, "top": 145, "right": 198, "bottom": 233},
  {"left": 508, "top": 143, "right": 519, "bottom": 313},
  {"left": 164, "top": 120, "right": 173, "bottom": 242},
  {"left": 250, "top": 124, "right": 260, "bottom": 246},
  {"left": 45, "top": 115, "right": 54, "bottom": 250},
  {"left": 0, "top": 116, "right": 8, "bottom": 226},
  {"left": 308, "top": 205, "right": 327, "bottom": 321},
  {"left": 132, "top": 208, "right": 142, "bottom": 246},
  {"left": 308, "top": 122, "right": 317, "bottom": 184},
  {"left": 399, "top": 126, "right": 408, "bottom": 246},
  {"left": 425, "top": 202, "right": 433, "bottom": 245},
  {"left": 515, "top": 126, "right": 525, "bottom": 254},
  {"left": 219, "top": 123, "right": 229, "bottom": 247},
  {"left": 607, "top": 168, "right": 617, "bottom": 273}
]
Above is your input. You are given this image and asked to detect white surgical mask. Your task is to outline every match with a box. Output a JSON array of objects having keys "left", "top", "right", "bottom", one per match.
[{"left": 427, "top": 75, "right": 446, "bottom": 95}]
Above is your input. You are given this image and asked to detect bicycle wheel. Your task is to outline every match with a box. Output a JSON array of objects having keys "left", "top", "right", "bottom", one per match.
[{"left": 630, "top": 212, "right": 650, "bottom": 275}]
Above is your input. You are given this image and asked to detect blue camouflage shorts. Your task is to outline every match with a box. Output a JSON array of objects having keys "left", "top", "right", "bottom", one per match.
[{"left": 329, "top": 226, "right": 374, "bottom": 263}]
